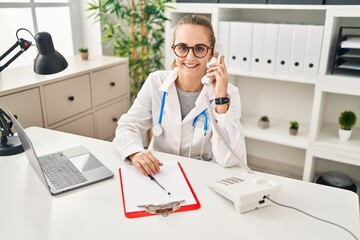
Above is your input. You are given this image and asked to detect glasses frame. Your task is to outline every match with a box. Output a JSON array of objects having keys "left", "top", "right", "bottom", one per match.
[{"left": 171, "top": 43, "right": 213, "bottom": 58}]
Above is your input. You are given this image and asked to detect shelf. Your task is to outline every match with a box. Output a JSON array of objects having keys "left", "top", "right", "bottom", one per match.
[
  {"left": 312, "top": 124, "right": 360, "bottom": 165},
  {"left": 317, "top": 75, "right": 360, "bottom": 96},
  {"left": 241, "top": 115, "right": 309, "bottom": 149},
  {"left": 229, "top": 70, "right": 316, "bottom": 85},
  {"left": 172, "top": 3, "right": 360, "bottom": 11}
]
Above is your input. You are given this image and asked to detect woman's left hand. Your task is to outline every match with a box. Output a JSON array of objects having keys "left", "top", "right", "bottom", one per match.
[
  {"left": 206, "top": 56, "right": 228, "bottom": 97},
  {"left": 205, "top": 56, "right": 229, "bottom": 113}
]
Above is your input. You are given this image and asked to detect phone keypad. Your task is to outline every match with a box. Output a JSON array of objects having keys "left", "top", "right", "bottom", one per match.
[{"left": 217, "top": 177, "right": 244, "bottom": 185}]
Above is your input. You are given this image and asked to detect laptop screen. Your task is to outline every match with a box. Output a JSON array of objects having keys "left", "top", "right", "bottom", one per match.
[{"left": 8, "top": 112, "right": 49, "bottom": 187}]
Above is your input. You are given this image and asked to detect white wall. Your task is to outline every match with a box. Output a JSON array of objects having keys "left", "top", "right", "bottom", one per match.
[{"left": 79, "top": 0, "right": 103, "bottom": 57}]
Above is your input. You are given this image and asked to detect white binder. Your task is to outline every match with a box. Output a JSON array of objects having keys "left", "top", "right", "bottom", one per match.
[
  {"left": 250, "top": 23, "right": 265, "bottom": 73},
  {"left": 239, "top": 22, "right": 253, "bottom": 73},
  {"left": 290, "top": 24, "right": 308, "bottom": 78},
  {"left": 228, "top": 22, "right": 253, "bottom": 73},
  {"left": 262, "top": 23, "right": 279, "bottom": 76},
  {"left": 228, "top": 22, "right": 241, "bottom": 72},
  {"left": 275, "top": 24, "right": 294, "bottom": 76},
  {"left": 218, "top": 21, "right": 231, "bottom": 66},
  {"left": 304, "top": 25, "right": 324, "bottom": 79}
]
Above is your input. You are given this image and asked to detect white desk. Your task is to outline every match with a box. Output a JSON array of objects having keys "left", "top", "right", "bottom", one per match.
[{"left": 0, "top": 127, "right": 359, "bottom": 240}]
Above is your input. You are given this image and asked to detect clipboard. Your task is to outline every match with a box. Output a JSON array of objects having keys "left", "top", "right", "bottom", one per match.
[{"left": 119, "top": 162, "right": 201, "bottom": 218}]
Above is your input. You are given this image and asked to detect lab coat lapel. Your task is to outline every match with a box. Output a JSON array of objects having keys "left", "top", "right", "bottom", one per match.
[
  {"left": 158, "top": 68, "right": 182, "bottom": 125},
  {"left": 159, "top": 67, "right": 178, "bottom": 92}
]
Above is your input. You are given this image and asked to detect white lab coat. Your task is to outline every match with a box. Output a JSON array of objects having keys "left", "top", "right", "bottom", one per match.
[{"left": 113, "top": 68, "right": 246, "bottom": 167}]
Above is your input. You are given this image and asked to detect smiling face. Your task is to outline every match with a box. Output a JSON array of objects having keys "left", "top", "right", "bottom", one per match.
[{"left": 173, "top": 24, "right": 213, "bottom": 89}]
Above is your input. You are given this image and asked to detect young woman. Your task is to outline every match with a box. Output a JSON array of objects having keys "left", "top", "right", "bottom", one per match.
[{"left": 113, "top": 14, "right": 246, "bottom": 176}]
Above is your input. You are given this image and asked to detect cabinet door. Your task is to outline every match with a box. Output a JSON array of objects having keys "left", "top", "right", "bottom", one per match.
[
  {"left": 95, "top": 98, "right": 130, "bottom": 140},
  {"left": 91, "top": 64, "right": 129, "bottom": 107},
  {"left": 0, "top": 88, "right": 44, "bottom": 128},
  {"left": 43, "top": 74, "right": 92, "bottom": 125},
  {"left": 53, "top": 114, "right": 95, "bottom": 138}
]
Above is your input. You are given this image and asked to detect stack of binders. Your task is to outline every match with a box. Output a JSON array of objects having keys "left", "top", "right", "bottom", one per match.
[
  {"left": 218, "top": 21, "right": 324, "bottom": 80},
  {"left": 332, "top": 26, "right": 360, "bottom": 76}
]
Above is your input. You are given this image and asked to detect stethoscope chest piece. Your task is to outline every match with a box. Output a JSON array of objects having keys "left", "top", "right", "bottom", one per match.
[{"left": 152, "top": 124, "right": 163, "bottom": 137}]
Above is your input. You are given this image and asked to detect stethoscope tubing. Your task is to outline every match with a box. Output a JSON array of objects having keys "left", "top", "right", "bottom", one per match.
[
  {"left": 158, "top": 91, "right": 167, "bottom": 125},
  {"left": 155, "top": 91, "right": 209, "bottom": 134}
]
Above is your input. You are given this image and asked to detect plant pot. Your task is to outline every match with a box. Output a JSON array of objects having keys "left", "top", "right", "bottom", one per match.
[
  {"left": 338, "top": 128, "right": 352, "bottom": 141},
  {"left": 80, "top": 52, "right": 89, "bottom": 60},
  {"left": 289, "top": 128, "right": 298, "bottom": 136},
  {"left": 258, "top": 120, "right": 269, "bottom": 129}
]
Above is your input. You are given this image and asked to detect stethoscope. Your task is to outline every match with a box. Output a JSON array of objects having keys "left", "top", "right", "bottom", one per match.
[{"left": 152, "top": 91, "right": 209, "bottom": 159}]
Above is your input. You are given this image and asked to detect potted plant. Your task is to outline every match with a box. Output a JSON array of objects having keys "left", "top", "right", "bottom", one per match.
[
  {"left": 289, "top": 121, "right": 299, "bottom": 136},
  {"left": 79, "top": 47, "right": 89, "bottom": 60},
  {"left": 88, "top": 0, "right": 173, "bottom": 103},
  {"left": 338, "top": 110, "right": 357, "bottom": 141},
  {"left": 258, "top": 115, "right": 270, "bottom": 129}
]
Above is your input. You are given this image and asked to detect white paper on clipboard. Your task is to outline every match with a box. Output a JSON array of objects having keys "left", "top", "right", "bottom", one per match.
[{"left": 119, "top": 161, "right": 199, "bottom": 214}]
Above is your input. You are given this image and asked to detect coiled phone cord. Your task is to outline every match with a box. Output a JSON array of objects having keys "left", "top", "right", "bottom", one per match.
[{"left": 203, "top": 89, "right": 254, "bottom": 174}]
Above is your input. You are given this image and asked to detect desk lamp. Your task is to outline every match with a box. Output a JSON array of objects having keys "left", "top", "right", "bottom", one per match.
[
  {"left": 0, "top": 28, "right": 68, "bottom": 156},
  {"left": 0, "top": 28, "right": 68, "bottom": 74}
]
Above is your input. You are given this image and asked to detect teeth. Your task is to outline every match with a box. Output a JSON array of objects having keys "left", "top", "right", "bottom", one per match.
[{"left": 184, "top": 63, "right": 197, "bottom": 68}]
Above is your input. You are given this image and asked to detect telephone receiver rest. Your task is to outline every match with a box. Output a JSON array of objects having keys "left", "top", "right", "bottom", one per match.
[{"left": 201, "top": 43, "right": 223, "bottom": 86}]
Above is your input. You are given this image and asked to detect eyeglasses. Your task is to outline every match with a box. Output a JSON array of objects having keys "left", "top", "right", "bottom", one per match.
[{"left": 172, "top": 43, "right": 213, "bottom": 58}]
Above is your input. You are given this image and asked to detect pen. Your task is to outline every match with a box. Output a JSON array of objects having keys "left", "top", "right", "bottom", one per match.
[{"left": 148, "top": 175, "right": 171, "bottom": 195}]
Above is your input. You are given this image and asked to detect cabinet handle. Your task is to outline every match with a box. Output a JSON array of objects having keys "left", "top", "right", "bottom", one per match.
[
  {"left": 294, "top": 62, "right": 299, "bottom": 67},
  {"left": 68, "top": 96, "right": 75, "bottom": 101},
  {"left": 112, "top": 117, "right": 118, "bottom": 122},
  {"left": 280, "top": 60, "right": 285, "bottom": 65},
  {"left": 267, "top": 59, "right": 272, "bottom": 64},
  {"left": 309, "top": 63, "right": 314, "bottom": 68},
  {"left": 110, "top": 81, "right": 116, "bottom": 87}
]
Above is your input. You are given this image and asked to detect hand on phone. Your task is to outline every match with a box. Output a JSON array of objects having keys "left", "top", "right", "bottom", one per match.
[{"left": 201, "top": 43, "right": 223, "bottom": 86}]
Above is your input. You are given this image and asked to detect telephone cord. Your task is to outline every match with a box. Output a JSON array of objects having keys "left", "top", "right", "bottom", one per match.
[
  {"left": 203, "top": 89, "right": 253, "bottom": 174},
  {"left": 265, "top": 196, "right": 359, "bottom": 240}
]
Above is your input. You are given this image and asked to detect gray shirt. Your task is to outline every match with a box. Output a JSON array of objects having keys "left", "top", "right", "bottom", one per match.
[{"left": 176, "top": 86, "right": 201, "bottom": 120}]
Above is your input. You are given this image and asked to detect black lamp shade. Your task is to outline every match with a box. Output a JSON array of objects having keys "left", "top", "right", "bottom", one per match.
[{"left": 34, "top": 32, "right": 68, "bottom": 75}]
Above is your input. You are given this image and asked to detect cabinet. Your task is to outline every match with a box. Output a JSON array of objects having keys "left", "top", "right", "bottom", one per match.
[
  {"left": 0, "top": 55, "right": 130, "bottom": 141},
  {"left": 0, "top": 88, "right": 44, "bottom": 128},
  {"left": 165, "top": 3, "right": 360, "bottom": 183}
]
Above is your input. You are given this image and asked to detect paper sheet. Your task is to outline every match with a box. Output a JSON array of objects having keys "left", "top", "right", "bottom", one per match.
[
  {"left": 341, "top": 37, "right": 360, "bottom": 49},
  {"left": 120, "top": 162, "right": 197, "bottom": 213}
]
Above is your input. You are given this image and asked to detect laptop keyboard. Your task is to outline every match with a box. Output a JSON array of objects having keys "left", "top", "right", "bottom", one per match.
[{"left": 39, "top": 152, "right": 87, "bottom": 190}]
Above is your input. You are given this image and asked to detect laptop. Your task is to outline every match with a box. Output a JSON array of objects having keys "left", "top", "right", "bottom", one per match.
[{"left": 8, "top": 111, "right": 114, "bottom": 195}]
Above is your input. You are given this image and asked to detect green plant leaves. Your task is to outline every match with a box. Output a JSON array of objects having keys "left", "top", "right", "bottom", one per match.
[{"left": 339, "top": 111, "right": 357, "bottom": 130}]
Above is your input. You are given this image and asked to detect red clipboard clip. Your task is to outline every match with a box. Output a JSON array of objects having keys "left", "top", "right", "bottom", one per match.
[{"left": 138, "top": 200, "right": 185, "bottom": 217}]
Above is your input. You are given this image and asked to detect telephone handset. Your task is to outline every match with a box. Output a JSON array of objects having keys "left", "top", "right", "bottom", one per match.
[{"left": 201, "top": 43, "right": 223, "bottom": 86}]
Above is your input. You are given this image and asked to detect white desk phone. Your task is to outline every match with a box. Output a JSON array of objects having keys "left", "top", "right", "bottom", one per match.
[
  {"left": 208, "top": 174, "right": 281, "bottom": 213},
  {"left": 202, "top": 43, "right": 282, "bottom": 213}
]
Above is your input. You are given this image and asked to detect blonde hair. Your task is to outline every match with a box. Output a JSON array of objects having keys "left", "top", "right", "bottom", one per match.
[{"left": 171, "top": 14, "right": 216, "bottom": 69}]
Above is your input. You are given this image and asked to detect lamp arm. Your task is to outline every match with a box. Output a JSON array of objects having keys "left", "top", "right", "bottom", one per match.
[
  {"left": 0, "top": 40, "right": 20, "bottom": 62},
  {"left": 0, "top": 38, "right": 32, "bottom": 72}
]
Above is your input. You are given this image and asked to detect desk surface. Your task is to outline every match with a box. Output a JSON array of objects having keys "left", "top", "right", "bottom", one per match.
[{"left": 0, "top": 127, "right": 359, "bottom": 240}]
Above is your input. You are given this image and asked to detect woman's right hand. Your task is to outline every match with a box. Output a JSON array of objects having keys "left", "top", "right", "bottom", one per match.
[{"left": 129, "top": 150, "right": 163, "bottom": 176}]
